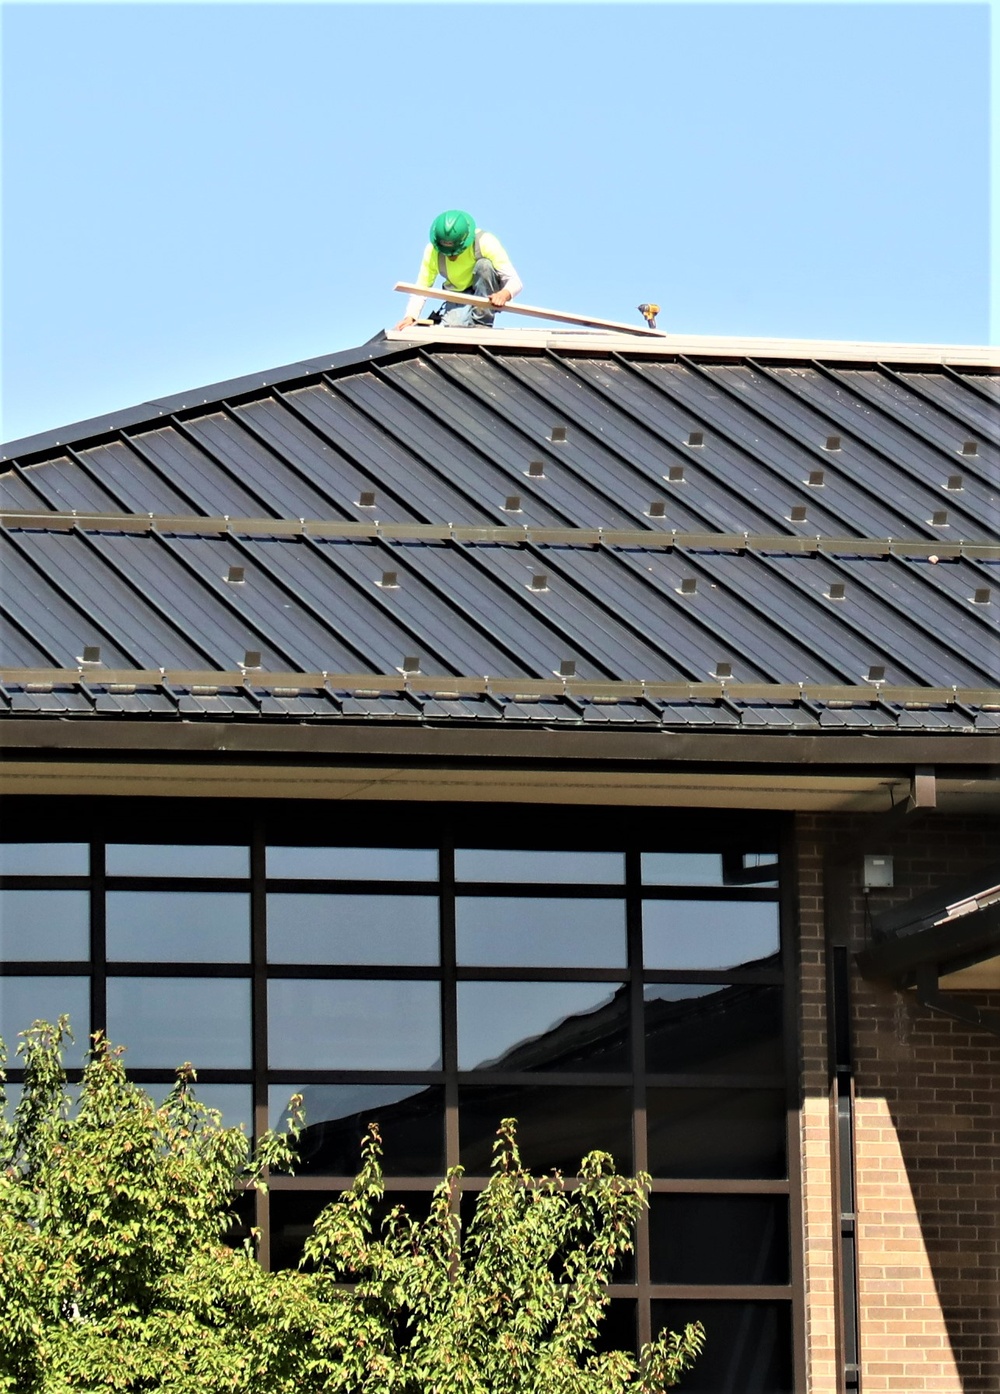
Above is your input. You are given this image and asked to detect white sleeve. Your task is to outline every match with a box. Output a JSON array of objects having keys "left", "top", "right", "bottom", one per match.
[
  {"left": 403, "top": 244, "right": 439, "bottom": 321},
  {"left": 479, "top": 232, "right": 522, "bottom": 298}
]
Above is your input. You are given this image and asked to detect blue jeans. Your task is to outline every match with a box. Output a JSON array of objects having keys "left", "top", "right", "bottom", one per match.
[{"left": 440, "top": 259, "right": 502, "bottom": 327}]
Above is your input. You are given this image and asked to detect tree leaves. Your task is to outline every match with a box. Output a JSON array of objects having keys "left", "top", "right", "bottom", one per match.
[{"left": 1, "top": 1024, "right": 703, "bottom": 1393}]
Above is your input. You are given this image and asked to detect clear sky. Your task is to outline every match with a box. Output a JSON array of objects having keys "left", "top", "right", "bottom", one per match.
[{"left": 1, "top": 0, "right": 993, "bottom": 445}]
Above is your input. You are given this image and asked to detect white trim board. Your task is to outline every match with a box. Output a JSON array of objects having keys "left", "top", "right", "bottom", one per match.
[{"left": 384, "top": 324, "right": 1000, "bottom": 367}]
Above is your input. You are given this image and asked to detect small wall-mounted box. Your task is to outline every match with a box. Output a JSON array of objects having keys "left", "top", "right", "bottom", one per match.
[{"left": 863, "top": 854, "right": 894, "bottom": 889}]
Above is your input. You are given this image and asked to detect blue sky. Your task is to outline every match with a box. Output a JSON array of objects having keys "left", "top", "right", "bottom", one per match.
[{"left": 1, "top": 1, "right": 993, "bottom": 444}]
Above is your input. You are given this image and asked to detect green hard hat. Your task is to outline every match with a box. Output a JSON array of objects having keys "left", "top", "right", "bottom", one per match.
[{"left": 430, "top": 209, "right": 475, "bottom": 256}]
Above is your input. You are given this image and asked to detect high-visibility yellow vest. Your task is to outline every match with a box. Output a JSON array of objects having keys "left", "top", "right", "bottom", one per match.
[{"left": 415, "top": 231, "right": 511, "bottom": 293}]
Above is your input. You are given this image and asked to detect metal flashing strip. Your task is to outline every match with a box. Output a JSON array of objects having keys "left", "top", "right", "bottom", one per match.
[
  {"left": 2, "top": 512, "right": 998, "bottom": 560},
  {"left": 1, "top": 666, "right": 997, "bottom": 709}
]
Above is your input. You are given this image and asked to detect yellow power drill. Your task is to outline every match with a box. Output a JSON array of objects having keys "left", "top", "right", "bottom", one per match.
[{"left": 638, "top": 303, "right": 661, "bottom": 329}]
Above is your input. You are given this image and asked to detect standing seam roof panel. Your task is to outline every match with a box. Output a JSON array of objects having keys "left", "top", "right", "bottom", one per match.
[
  {"left": 639, "top": 361, "right": 948, "bottom": 540},
  {"left": 760, "top": 368, "right": 996, "bottom": 533},
  {"left": 489, "top": 353, "right": 807, "bottom": 536}
]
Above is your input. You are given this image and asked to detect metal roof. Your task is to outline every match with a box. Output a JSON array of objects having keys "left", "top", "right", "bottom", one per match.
[{"left": 1, "top": 332, "right": 998, "bottom": 737}]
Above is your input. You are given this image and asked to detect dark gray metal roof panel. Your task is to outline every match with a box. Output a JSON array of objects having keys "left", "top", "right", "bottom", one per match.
[{"left": 2, "top": 339, "right": 997, "bottom": 738}]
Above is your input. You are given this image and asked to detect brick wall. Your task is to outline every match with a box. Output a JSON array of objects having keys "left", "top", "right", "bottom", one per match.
[{"left": 795, "top": 813, "right": 1000, "bottom": 1393}]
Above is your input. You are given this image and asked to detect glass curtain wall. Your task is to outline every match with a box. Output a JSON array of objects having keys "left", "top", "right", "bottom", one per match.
[{"left": 0, "top": 803, "right": 796, "bottom": 1394}]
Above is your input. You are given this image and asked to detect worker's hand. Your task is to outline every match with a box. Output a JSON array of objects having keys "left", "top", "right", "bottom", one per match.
[
  {"left": 489, "top": 288, "right": 513, "bottom": 309},
  {"left": 394, "top": 316, "right": 417, "bottom": 332}
]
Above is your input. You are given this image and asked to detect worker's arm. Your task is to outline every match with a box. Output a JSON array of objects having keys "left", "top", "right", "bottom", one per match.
[
  {"left": 479, "top": 231, "right": 523, "bottom": 307},
  {"left": 394, "top": 244, "right": 438, "bottom": 330}
]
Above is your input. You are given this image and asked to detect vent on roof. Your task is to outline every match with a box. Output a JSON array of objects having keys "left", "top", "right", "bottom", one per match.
[
  {"left": 826, "top": 582, "right": 846, "bottom": 601},
  {"left": 789, "top": 505, "right": 808, "bottom": 522},
  {"left": 685, "top": 431, "right": 704, "bottom": 448},
  {"left": 80, "top": 646, "right": 101, "bottom": 665},
  {"left": 960, "top": 440, "right": 978, "bottom": 456},
  {"left": 807, "top": 470, "right": 825, "bottom": 487},
  {"left": 666, "top": 465, "right": 685, "bottom": 483},
  {"left": 824, "top": 435, "right": 842, "bottom": 452},
  {"left": 865, "top": 665, "right": 886, "bottom": 683},
  {"left": 678, "top": 577, "right": 698, "bottom": 595},
  {"left": 647, "top": 499, "right": 667, "bottom": 518},
  {"left": 526, "top": 460, "right": 545, "bottom": 478},
  {"left": 558, "top": 659, "right": 577, "bottom": 678},
  {"left": 503, "top": 495, "right": 522, "bottom": 512},
  {"left": 357, "top": 491, "right": 377, "bottom": 508},
  {"left": 378, "top": 571, "right": 399, "bottom": 589},
  {"left": 972, "top": 588, "right": 992, "bottom": 605},
  {"left": 549, "top": 425, "right": 568, "bottom": 443},
  {"left": 243, "top": 650, "right": 262, "bottom": 670},
  {"left": 528, "top": 573, "right": 549, "bottom": 592},
  {"left": 400, "top": 654, "right": 420, "bottom": 675},
  {"left": 944, "top": 475, "right": 964, "bottom": 492},
  {"left": 713, "top": 661, "right": 732, "bottom": 680},
  {"left": 226, "top": 566, "right": 245, "bottom": 584},
  {"left": 929, "top": 510, "right": 949, "bottom": 527}
]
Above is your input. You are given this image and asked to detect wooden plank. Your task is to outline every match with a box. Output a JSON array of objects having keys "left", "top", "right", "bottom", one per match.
[{"left": 393, "top": 282, "right": 667, "bottom": 338}]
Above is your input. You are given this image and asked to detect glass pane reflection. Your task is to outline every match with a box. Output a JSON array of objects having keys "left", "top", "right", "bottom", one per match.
[
  {"left": 0, "top": 890, "right": 89, "bottom": 960},
  {"left": 650, "top": 1194, "right": 790, "bottom": 1284},
  {"left": 268, "top": 894, "right": 438, "bottom": 965},
  {"left": 456, "top": 897, "right": 626, "bottom": 968},
  {"left": 106, "top": 892, "right": 249, "bottom": 962},
  {"left": 266, "top": 847, "right": 437, "bottom": 881},
  {"left": 106, "top": 977, "right": 251, "bottom": 1069},
  {"left": 644, "top": 984, "right": 784, "bottom": 1076},
  {"left": 642, "top": 900, "right": 780, "bottom": 970},
  {"left": 0, "top": 976, "right": 90, "bottom": 1064},
  {"left": 0, "top": 843, "right": 88, "bottom": 876},
  {"left": 270, "top": 1083, "right": 445, "bottom": 1175},
  {"left": 651, "top": 1300, "right": 793, "bottom": 1393},
  {"left": 106, "top": 844, "right": 248, "bottom": 877},
  {"left": 268, "top": 980, "right": 441, "bottom": 1071},
  {"left": 455, "top": 850, "right": 625, "bottom": 884},
  {"left": 156, "top": 1082, "right": 253, "bottom": 1137},
  {"left": 642, "top": 852, "right": 778, "bottom": 887},
  {"left": 458, "top": 981, "right": 629, "bottom": 1072},
  {"left": 646, "top": 1088, "right": 787, "bottom": 1178},
  {"left": 459, "top": 1085, "right": 633, "bottom": 1175}
]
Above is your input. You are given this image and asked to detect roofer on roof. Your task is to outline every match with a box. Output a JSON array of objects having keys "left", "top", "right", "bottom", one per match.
[{"left": 394, "top": 210, "right": 523, "bottom": 332}]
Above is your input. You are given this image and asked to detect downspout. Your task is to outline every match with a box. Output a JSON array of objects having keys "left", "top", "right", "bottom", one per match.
[{"left": 822, "top": 768, "right": 937, "bottom": 1394}]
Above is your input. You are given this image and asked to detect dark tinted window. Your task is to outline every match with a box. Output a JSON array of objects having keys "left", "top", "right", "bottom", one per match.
[
  {"left": 651, "top": 1300, "right": 793, "bottom": 1393},
  {"left": 459, "top": 1084, "right": 633, "bottom": 1175},
  {"left": 456, "top": 896, "right": 626, "bottom": 968},
  {"left": 270, "top": 1189, "right": 434, "bottom": 1271},
  {"left": 458, "top": 982, "right": 629, "bottom": 1072},
  {"left": 642, "top": 900, "right": 780, "bottom": 970},
  {"left": 644, "top": 984, "right": 784, "bottom": 1076},
  {"left": 595, "top": 1300, "right": 637, "bottom": 1356},
  {"left": 0, "top": 890, "right": 89, "bottom": 960},
  {"left": 646, "top": 1088, "right": 787, "bottom": 1178},
  {"left": 270, "top": 1082, "right": 445, "bottom": 1176},
  {"left": 649, "top": 1194, "right": 789, "bottom": 1284}
]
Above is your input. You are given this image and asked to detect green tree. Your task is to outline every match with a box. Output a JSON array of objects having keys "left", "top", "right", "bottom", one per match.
[{"left": 1, "top": 1020, "right": 703, "bottom": 1393}]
